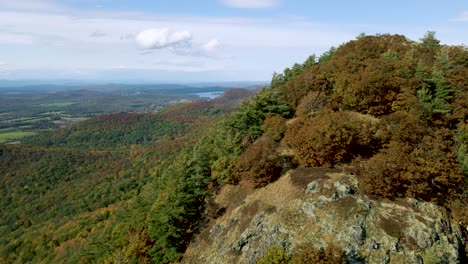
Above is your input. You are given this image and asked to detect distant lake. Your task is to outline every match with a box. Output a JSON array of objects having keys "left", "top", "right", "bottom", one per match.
[{"left": 193, "top": 91, "right": 224, "bottom": 99}]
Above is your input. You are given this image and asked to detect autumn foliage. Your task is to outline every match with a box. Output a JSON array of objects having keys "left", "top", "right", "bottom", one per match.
[
  {"left": 359, "top": 127, "right": 465, "bottom": 200},
  {"left": 276, "top": 33, "right": 467, "bottom": 206},
  {"left": 233, "top": 136, "right": 283, "bottom": 188},
  {"left": 2, "top": 32, "right": 467, "bottom": 263},
  {"left": 284, "top": 111, "right": 379, "bottom": 167},
  {"left": 262, "top": 114, "right": 287, "bottom": 141}
]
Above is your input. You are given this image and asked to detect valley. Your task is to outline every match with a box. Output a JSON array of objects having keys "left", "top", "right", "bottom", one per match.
[{"left": 0, "top": 84, "right": 233, "bottom": 143}]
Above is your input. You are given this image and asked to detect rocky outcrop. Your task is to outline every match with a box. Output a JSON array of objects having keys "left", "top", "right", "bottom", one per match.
[{"left": 183, "top": 169, "right": 465, "bottom": 264}]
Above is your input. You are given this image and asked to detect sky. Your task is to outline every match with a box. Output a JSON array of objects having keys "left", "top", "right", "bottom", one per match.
[{"left": 0, "top": 0, "right": 467, "bottom": 83}]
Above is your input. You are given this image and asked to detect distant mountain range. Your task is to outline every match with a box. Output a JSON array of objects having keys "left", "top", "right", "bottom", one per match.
[{"left": 0, "top": 79, "right": 267, "bottom": 89}]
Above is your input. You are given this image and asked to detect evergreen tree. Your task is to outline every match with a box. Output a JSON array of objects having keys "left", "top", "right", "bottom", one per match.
[
  {"left": 417, "top": 85, "right": 434, "bottom": 113},
  {"left": 271, "top": 72, "right": 285, "bottom": 89},
  {"left": 291, "top": 63, "right": 304, "bottom": 77},
  {"left": 431, "top": 48, "right": 453, "bottom": 114},
  {"left": 318, "top": 46, "right": 336, "bottom": 64},
  {"left": 380, "top": 49, "right": 398, "bottom": 61},
  {"left": 303, "top": 54, "right": 317, "bottom": 68},
  {"left": 356, "top": 32, "right": 366, "bottom": 40},
  {"left": 416, "top": 48, "right": 453, "bottom": 114},
  {"left": 415, "top": 60, "right": 430, "bottom": 80},
  {"left": 420, "top": 31, "right": 440, "bottom": 49}
]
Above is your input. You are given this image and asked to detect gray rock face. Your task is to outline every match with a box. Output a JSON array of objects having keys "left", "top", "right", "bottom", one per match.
[{"left": 183, "top": 171, "right": 464, "bottom": 264}]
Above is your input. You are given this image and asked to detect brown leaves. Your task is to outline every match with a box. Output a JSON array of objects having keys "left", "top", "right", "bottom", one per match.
[
  {"left": 284, "top": 111, "right": 379, "bottom": 168},
  {"left": 359, "top": 129, "right": 465, "bottom": 201},
  {"left": 232, "top": 136, "right": 283, "bottom": 188}
]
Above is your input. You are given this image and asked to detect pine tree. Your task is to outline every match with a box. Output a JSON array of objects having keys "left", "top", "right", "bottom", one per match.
[
  {"left": 270, "top": 72, "right": 285, "bottom": 89},
  {"left": 420, "top": 31, "right": 441, "bottom": 49},
  {"left": 431, "top": 47, "right": 453, "bottom": 114},
  {"left": 415, "top": 60, "right": 430, "bottom": 80},
  {"left": 417, "top": 85, "right": 434, "bottom": 113},
  {"left": 380, "top": 49, "right": 398, "bottom": 61},
  {"left": 318, "top": 46, "right": 336, "bottom": 65},
  {"left": 416, "top": 48, "right": 453, "bottom": 114},
  {"left": 303, "top": 54, "right": 317, "bottom": 68}
]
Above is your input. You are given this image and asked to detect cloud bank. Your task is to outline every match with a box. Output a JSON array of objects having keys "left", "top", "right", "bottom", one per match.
[
  {"left": 135, "top": 28, "right": 192, "bottom": 49},
  {"left": 135, "top": 28, "right": 221, "bottom": 58},
  {"left": 222, "top": 0, "right": 279, "bottom": 9}
]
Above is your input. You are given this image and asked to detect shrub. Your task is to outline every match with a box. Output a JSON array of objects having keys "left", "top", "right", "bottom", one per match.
[
  {"left": 320, "top": 34, "right": 413, "bottom": 115},
  {"left": 359, "top": 129, "right": 465, "bottom": 201},
  {"left": 262, "top": 115, "right": 287, "bottom": 141},
  {"left": 334, "top": 58, "right": 406, "bottom": 115},
  {"left": 296, "top": 90, "right": 329, "bottom": 117},
  {"left": 290, "top": 244, "right": 346, "bottom": 264},
  {"left": 357, "top": 142, "right": 410, "bottom": 199},
  {"left": 278, "top": 66, "right": 332, "bottom": 108},
  {"left": 233, "top": 137, "right": 282, "bottom": 188},
  {"left": 375, "top": 111, "right": 427, "bottom": 146},
  {"left": 257, "top": 245, "right": 289, "bottom": 264},
  {"left": 446, "top": 196, "right": 468, "bottom": 231},
  {"left": 284, "top": 111, "right": 379, "bottom": 167},
  {"left": 457, "top": 125, "right": 468, "bottom": 176}
]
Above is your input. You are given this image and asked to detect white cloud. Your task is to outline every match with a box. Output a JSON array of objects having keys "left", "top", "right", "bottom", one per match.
[
  {"left": 135, "top": 28, "right": 221, "bottom": 58},
  {"left": 450, "top": 11, "right": 468, "bottom": 22},
  {"left": 222, "top": 0, "right": 279, "bottom": 9},
  {"left": 202, "top": 39, "right": 221, "bottom": 52},
  {"left": 196, "top": 39, "right": 222, "bottom": 57},
  {"left": 171, "top": 38, "right": 222, "bottom": 58},
  {"left": 135, "top": 28, "right": 192, "bottom": 49}
]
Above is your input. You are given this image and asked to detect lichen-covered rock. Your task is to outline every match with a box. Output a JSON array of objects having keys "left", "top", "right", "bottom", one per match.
[{"left": 183, "top": 170, "right": 465, "bottom": 264}]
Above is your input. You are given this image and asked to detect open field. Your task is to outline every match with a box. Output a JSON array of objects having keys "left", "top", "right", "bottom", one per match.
[
  {"left": 0, "top": 131, "right": 37, "bottom": 143},
  {"left": 37, "top": 101, "right": 76, "bottom": 107},
  {"left": 0, "top": 84, "right": 232, "bottom": 144}
]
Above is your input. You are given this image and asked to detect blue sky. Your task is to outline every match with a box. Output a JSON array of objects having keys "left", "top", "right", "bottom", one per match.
[{"left": 0, "top": 0, "right": 467, "bottom": 83}]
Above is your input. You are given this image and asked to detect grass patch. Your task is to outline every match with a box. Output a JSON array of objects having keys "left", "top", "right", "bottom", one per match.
[
  {"left": 39, "top": 111, "right": 65, "bottom": 115},
  {"left": 237, "top": 201, "right": 261, "bottom": 232},
  {"left": 0, "top": 127, "right": 17, "bottom": 133},
  {"left": 0, "top": 131, "right": 37, "bottom": 143},
  {"left": 38, "top": 102, "right": 76, "bottom": 107},
  {"left": 290, "top": 167, "right": 338, "bottom": 189},
  {"left": 379, "top": 215, "right": 407, "bottom": 238},
  {"left": 215, "top": 185, "right": 251, "bottom": 213},
  {"left": 2, "top": 117, "right": 47, "bottom": 123},
  {"left": 327, "top": 196, "right": 364, "bottom": 220}
]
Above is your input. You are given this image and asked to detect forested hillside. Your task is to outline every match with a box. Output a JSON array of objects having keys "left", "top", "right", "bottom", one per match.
[
  {"left": 1, "top": 33, "right": 467, "bottom": 263},
  {"left": 0, "top": 89, "right": 252, "bottom": 263}
]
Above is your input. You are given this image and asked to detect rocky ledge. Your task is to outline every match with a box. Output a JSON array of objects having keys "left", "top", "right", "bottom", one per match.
[{"left": 183, "top": 168, "right": 465, "bottom": 264}]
